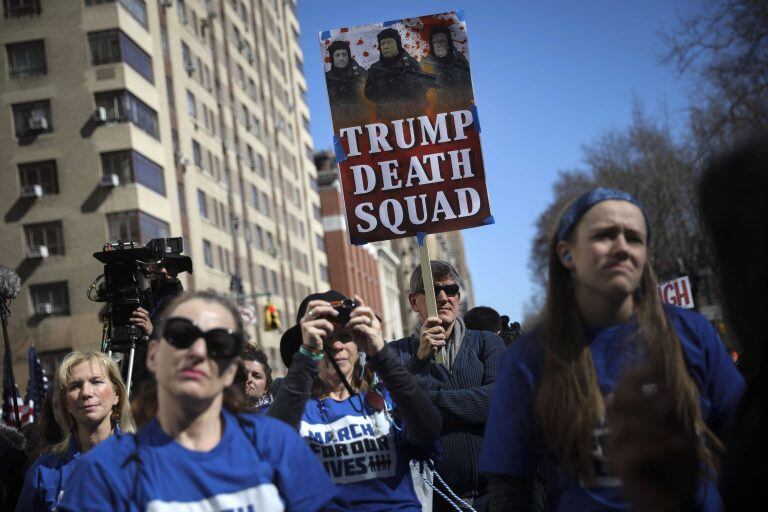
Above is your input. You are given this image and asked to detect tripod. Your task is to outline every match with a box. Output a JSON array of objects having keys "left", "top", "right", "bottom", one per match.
[{"left": 103, "top": 324, "right": 148, "bottom": 397}]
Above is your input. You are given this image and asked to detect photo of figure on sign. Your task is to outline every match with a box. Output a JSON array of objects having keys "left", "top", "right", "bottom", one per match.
[{"left": 319, "top": 11, "right": 492, "bottom": 245}]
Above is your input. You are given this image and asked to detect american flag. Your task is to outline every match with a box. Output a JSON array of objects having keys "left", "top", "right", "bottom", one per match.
[
  {"left": 22, "top": 346, "right": 50, "bottom": 425},
  {"left": 2, "top": 337, "right": 22, "bottom": 427}
]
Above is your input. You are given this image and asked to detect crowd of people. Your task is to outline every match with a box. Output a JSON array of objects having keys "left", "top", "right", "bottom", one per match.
[{"left": 1, "top": 134, "right": 766, "bottom": 511}]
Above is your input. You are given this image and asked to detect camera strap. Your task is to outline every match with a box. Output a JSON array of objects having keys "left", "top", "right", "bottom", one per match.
[{"left": 323, "top": 345, "right": 366, "bottom": 414}]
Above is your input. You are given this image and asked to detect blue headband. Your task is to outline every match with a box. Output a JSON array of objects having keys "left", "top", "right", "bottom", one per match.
[{"left": 556, "top": 188, "right": 651, "bottom": 242}]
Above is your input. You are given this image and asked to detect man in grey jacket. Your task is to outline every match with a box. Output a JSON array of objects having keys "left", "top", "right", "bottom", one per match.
[{"left": 389, "top": 260, "right": 505, "bottom": 512}]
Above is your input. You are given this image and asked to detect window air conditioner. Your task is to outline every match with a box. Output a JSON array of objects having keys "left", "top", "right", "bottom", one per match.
[
  {"left": 249, "top": 159, "right": 257, "bottom": 169},
  {"left": 28, "top": 115, "right": 49, "bottom": 131},
  {"left": 268, "top": 246, "right": 280, "bottom": 258},
  {"left": 21, "top": 185, "right": 43, "bottom": 198},
  {"left": 100, "top": 174, "right": 120, "bottom": 187},
  {"left": 28, "top": 245, "right": 50, "bottom": 259},
  {"left": 177, "top": 156, "right": 191, "bottom": 167},
  {"left": 185, "top": 61, "right": 197, "bottom": 75},
  {"left": 93, "top": 107, "right": 108, "bottom": 123},
  {"left": 159, "top": 0, "right": 173, "bottom": 7},
  {"left": 36, "top": 303, "right": 54, "bottom": 315}
]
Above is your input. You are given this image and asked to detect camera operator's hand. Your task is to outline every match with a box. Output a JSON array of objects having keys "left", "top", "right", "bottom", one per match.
[
  {"left": 131, "top": 307, "right": 153, "bottom": 336},
  {"left": 347, "top": 295, "right": 384, "bottom": 357},
  {"left": 417, "top": 317, "right": 446, "bottom": 361},
  {"left": 146, "top": 263, "right": 179, "bottom": 283},
  {"left": 300, "top": 300, "right": 337, "bottom": 353}
]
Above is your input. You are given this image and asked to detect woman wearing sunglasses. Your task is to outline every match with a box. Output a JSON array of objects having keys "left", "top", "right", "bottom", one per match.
[
  {"left": 59, "top": 291, "right": 335, "bottom": 512},
  {"left": 268, "top": 291, "right": 442, "bottom": 511}
]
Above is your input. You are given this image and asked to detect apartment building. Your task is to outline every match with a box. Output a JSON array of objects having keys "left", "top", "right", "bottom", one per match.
[{"left": 0, "top": 0, "right": 327, "bottom": 384}]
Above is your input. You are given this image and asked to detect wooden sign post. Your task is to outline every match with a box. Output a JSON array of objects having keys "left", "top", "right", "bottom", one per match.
[{"left": 417, "top": 232, "right": 446, "bottom": 365}]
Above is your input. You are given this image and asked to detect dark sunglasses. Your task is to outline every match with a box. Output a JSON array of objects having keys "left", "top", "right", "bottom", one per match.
[
  {"left": 162, "top": 317, "right": 243, "bottom": 359},
  {"left": 417, "top": 284, "right": 460, "bottom": 297}
]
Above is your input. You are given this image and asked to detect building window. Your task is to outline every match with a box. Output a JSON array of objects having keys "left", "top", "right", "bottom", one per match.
[
  {"left": 84, "top": 0, "right": 147, "bottom": 29},
  {"left": 313, "top": 204, "right": 321, "bottom": 221},
  {"left": 107, "top": 210, "right": 168, "bottom": 244},
  {"left": 315, "top": 233, "right": 325, "bottom": 252},
  {"left": 259, "top": 265, "right": 268, "bottom": 290},
  {"left": 246, "top": 145, "right": 255, "bottom": 169},
  {"left": 178, "top": 183, "right": 186, "bottom": 215},
  {"left": 101, "top": 150, "right": 165, "bottom": 195},
  {"left": 319, "top": 264, "right": 329, "bottom": 282},
  {"left": 18, "top": 160, "right": 58, "bottom": 194},
  {"left": 250, "top": 187, "right": 259, "bottom": 212},
  {"left": 88, "top": 30, "right": 153, "bottom": 83},
  {"left": 251, "top": 115, "right": 261, "bottom": 138},
  {"left": 270, "top": 270, "right": 279, "bottom": 295},
  {"left": 38, "top": 349, "right": 71, "bottom": 380},
  {"left": 255, "top": 155, "right": 265, "bottom": 176},
  {"left": 197, "top": 189, "right": 208, "bottom": 219},
  {"left": 254, "top": 225, "right": 264, "bottom": 249},
  {"left": 181, "top": 41, "right": 192, "bottom": 68},
  {"left": 30, "top": 282, "right": 69, "bottom": 316},
  {"left": 24, "top": 221, "right": 65, "bottom": 255},
  {"left": 177, "top": 0, "right": 187, "bottom": 23},
  {"left": 5, "top": 40, "right": 46, "bottom": 77},
  {"left": 192, "top": 140, "right": 202, "bottom": 167},
  {"left": 94, "top": 90, "right": 158, "bottom": 138},
  {"left": 203, "top": 239, "right": 213, "bottom": 267},
  {"left": 260, "top": 192, "right": 270, "bottom": 216},
  {"left": 12, "top": 100, "right": 52, "bottom": 137},
  {"left": 186, "top": 90, "right": 197, "bottom": 118},
  {"left": 3, "top": 0, "right": 41, "bottom": 17}
]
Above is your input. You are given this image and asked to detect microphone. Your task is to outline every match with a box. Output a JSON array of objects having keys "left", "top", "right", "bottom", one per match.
[{"left": 0, "top": 266, "right": 21, "bottom": 301}]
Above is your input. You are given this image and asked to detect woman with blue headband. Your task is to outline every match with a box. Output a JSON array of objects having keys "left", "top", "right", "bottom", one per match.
[{"left": 479, "top": 188, "right": 744, "bottom": 511}]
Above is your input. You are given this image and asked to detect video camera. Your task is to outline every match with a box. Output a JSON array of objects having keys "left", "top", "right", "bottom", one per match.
[{"left": 90, "top": 237, "right": 192, "bottom": 351}]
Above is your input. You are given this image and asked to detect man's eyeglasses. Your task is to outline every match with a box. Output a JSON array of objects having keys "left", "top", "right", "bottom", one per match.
[
  {"left": 162, "top": 317, "right": 243, "bottom": 359},
  {"left": 416, "top": 284, "right": 460, "bottom": 297}
]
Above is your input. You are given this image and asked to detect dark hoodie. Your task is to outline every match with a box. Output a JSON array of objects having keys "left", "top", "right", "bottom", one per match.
[
  {"left": 364, "top": 27, "right": 430, "bottom": 118},
  {"left": 422, "top": 25, "right": 473, "bottom": 108},
  {"left": 325, "top": 40, "right": 366, "bottom": 106}
]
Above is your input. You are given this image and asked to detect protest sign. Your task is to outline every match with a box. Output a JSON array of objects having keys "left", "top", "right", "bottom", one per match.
[
  {"left": 320, "top": 10, "right": 493, "bottom": 245},
  {"left": 657, "top": 276, "right": 694, "bottom": 309}
]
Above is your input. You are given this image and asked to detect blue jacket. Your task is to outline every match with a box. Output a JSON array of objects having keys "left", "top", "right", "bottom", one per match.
[{"left": 389, "top": 327, "right": 505, "bottom": 496}]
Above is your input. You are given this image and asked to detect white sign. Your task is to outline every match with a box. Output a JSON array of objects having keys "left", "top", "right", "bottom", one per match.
[
  {"left": 657, "top": 276, "right": 694, "bottom": 309},
  {"left": 239, "top": 304, "right": 256, "bottom": 325}
]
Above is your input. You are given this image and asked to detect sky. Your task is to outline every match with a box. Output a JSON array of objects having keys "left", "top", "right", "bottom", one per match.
[{"left": 296, "top": 0, "right": 702, "bottom": 323}]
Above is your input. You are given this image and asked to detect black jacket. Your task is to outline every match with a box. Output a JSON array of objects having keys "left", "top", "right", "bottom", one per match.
[{"left": 389, "top": 328, "right": 505, "bottom": 496}]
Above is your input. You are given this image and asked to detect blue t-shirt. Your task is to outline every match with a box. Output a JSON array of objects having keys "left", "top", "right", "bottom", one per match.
[
  {"left": 300, "top": 389, "right": 424, "bottom": 511},
  {"left": 16, "top": 426, "right": 124, "bottom": 512},
  {"left": 479, "top": 305, "right": 745, "bottom": 511},
  {"left": 58, "top": 409, "right": 336, "bottom": 512},
  {"left": 16, "top": 440, "right": 80, "bottom": 512}
]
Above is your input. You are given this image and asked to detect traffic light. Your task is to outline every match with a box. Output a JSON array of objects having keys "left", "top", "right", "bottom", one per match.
[{"left": 264, "top": 303, "right": 280, "bottom": 331}]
